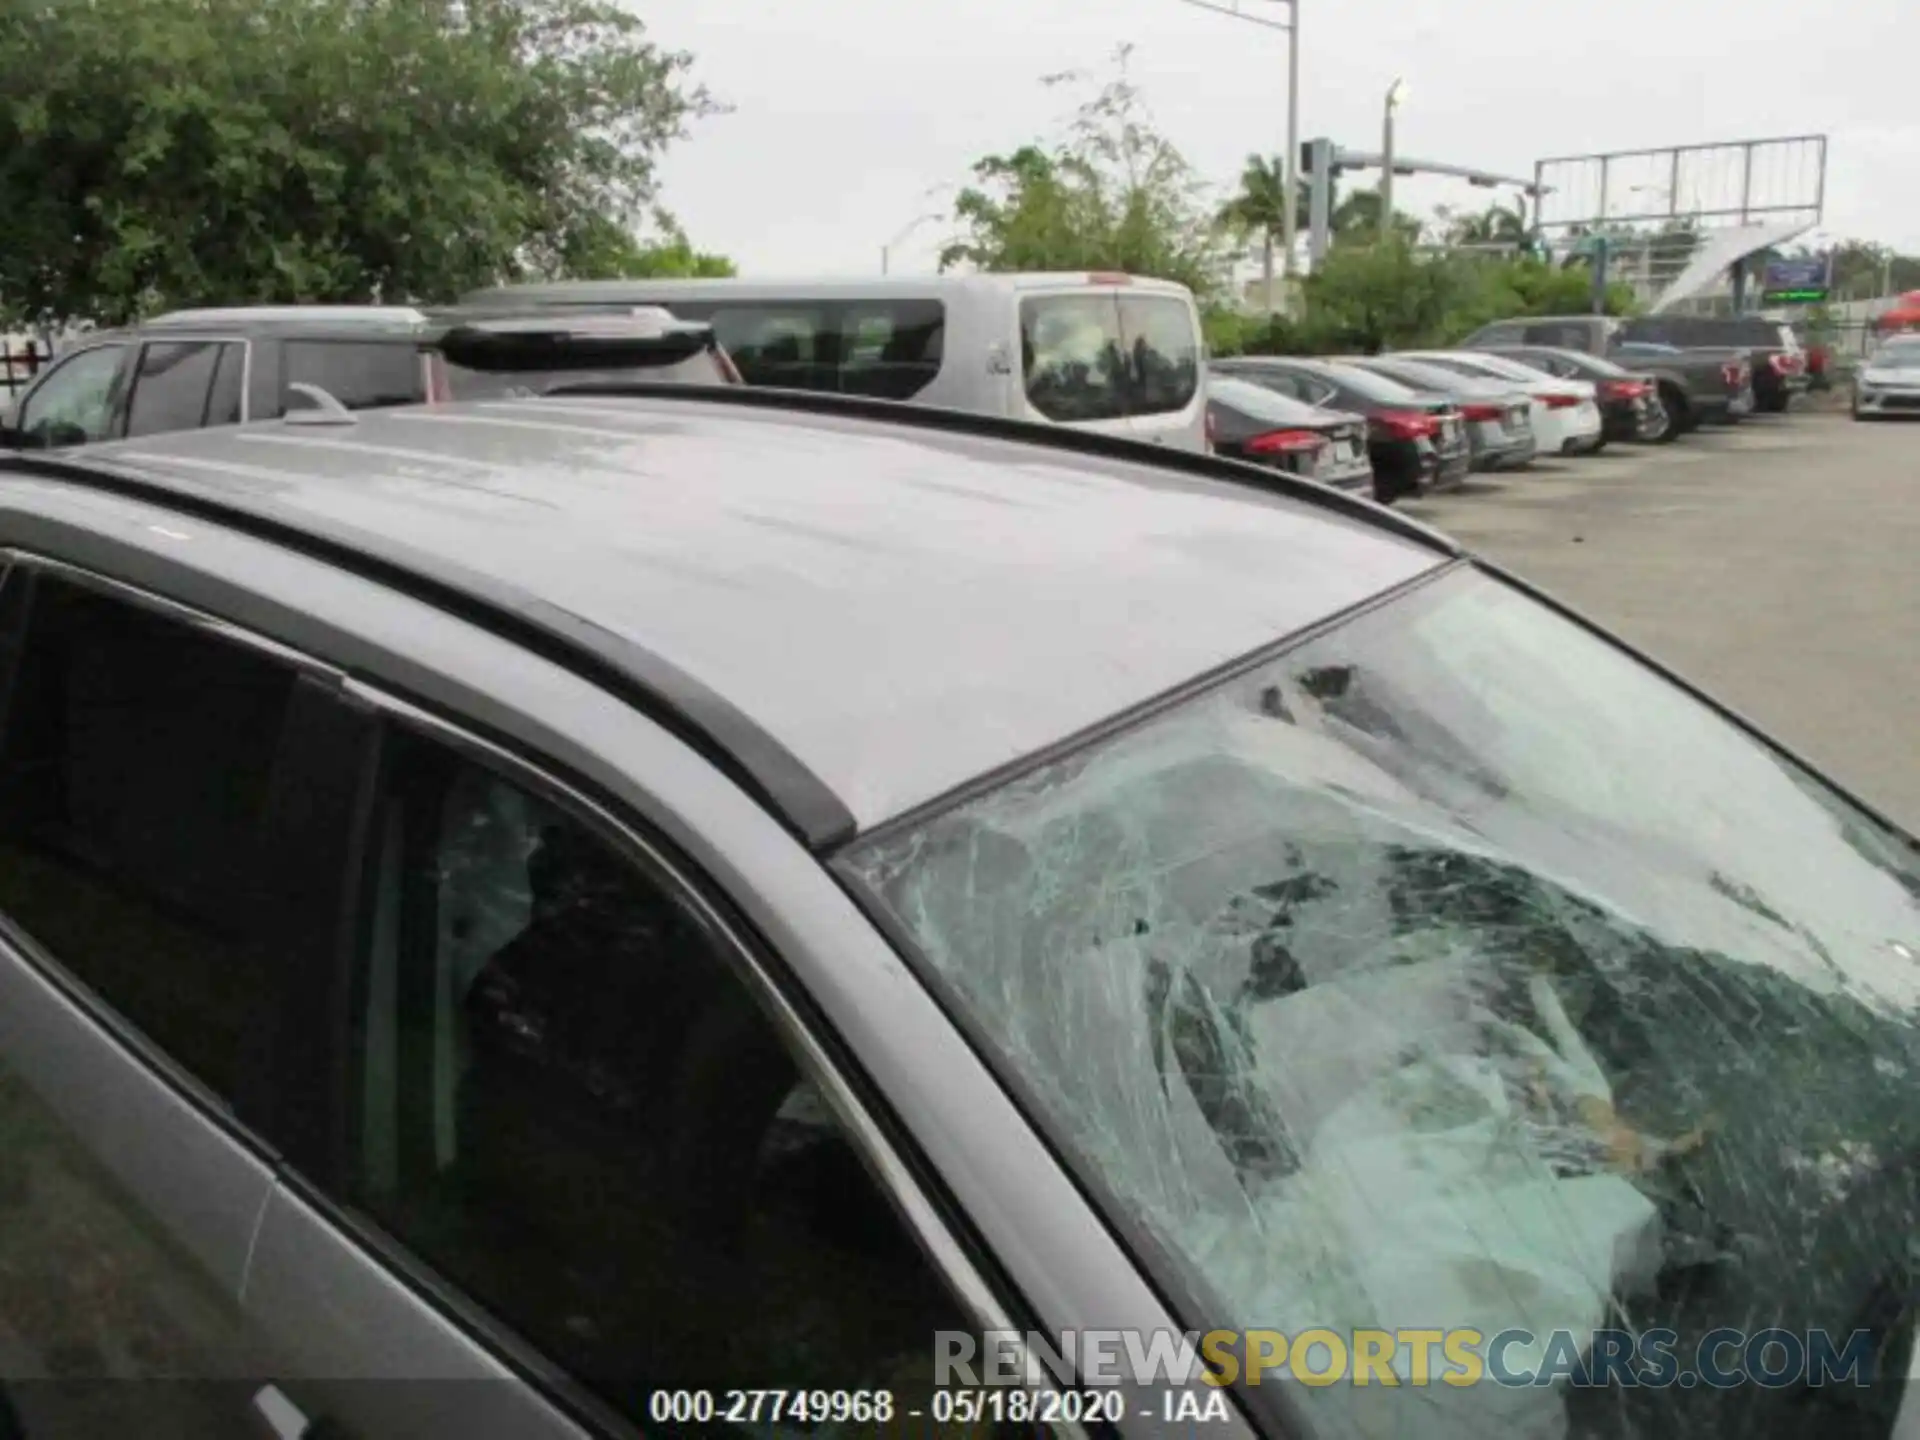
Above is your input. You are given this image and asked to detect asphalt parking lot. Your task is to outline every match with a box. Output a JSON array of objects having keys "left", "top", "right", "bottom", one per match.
[{"left": 1402, "top": 409, "right": 1920, "bottom": 836}]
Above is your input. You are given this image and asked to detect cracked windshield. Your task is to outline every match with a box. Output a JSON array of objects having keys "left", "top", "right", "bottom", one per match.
[{"left": 848, "top": 565, "right": 1920, "bottom": 1438}]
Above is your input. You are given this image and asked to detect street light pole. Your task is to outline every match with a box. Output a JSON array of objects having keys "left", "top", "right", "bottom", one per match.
[
  {"left": 1380, "top": 78, "right": 1406, "bottom": 241},
  {"left": 1283, "top": 2, "right": 1300, "bottom": 278},
  {"left": 1180, "top": 0, "right": 1300, "bottom": 289}
]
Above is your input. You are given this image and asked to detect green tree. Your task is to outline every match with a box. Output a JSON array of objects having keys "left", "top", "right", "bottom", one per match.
[
  {"left": 0, "top": 0, "right": 719, "bottom": 326},
  {"left": 1216, "top": 153, "right": 1306, "bottom": 303},
  {"left": 940, "top": 46, "right": 1225, "bottom": 297},
  {"left": 1299, "top": 239, "right": 1455, "bottom": 352},
  {"left": 564, "top": 212, "right": 737, "bottom": 279},
  {"left": 1329, "top": 188, "right": 1421, "bottom": 247}
]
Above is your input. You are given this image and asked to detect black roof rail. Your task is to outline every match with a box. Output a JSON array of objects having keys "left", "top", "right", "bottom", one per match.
[
  {"left": 0, "top": 450, "right": 858, "bottom": 851},
  {"left": 531, "top": 381, "right": 1462, "bottom": 557}
]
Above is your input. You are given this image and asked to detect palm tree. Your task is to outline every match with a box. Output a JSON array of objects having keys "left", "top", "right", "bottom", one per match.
[
  {"left": 1448, "top": 203, "right": 1528, "bottom": 247},
  {"left": 1217, "top": 153, "right": 1307, "bottom": 302}
]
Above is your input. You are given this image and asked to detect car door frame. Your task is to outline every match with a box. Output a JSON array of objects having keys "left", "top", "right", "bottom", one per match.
[
  {"left": 8, "top": 339, "right": 138, "bottom": 446},
  {"left": 0, "top": 472, "right": 1249, "bottom": 1437}
]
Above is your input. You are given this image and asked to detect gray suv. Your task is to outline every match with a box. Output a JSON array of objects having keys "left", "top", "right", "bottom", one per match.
[
  {"left": 0, "top": 306, "right": 736, "bottom": 451},
  {"left": 0, "top": 387, "right": 1917, "bottom": 1440}
]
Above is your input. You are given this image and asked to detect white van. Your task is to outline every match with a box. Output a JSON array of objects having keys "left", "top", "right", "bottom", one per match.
[{"left": 456, "top": 273, "right": 1208, "bottom": 451}]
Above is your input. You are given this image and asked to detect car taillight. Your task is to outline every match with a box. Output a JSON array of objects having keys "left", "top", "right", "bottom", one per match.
[
  {"left": 1538, "top": 393, "right": 1580, "bottom": 409},
  {"left": 1371, "top": 409, "right": 1438, "bottom": 440},
  {"left": 1768, "top": 353, "right": 1791, "bottom": 374},
  {"left": 1245, "top": 428, "right": 1327, "bottom": 456},
  {"left": 1460, "top": 402, "right": 1504, "bottom": 422},
  {"left": 1721, "top": 360, "right": 1745, "bottom": 385},
  {"left": 1599, "top": 379, "right": 1648, "bottom": 401}
]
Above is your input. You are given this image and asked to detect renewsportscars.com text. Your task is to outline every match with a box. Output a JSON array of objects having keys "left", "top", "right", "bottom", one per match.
[{"left": 934, "top": 1327, "right": 1881, "bottom": 1390}]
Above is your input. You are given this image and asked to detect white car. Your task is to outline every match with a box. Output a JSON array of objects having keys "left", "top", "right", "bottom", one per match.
[
  {"left": 1400, "top": 350, "right": 1606, "bottom": 455},
  {"left": 1854, "top": 336, "right": 1920, "bottom": 419}
]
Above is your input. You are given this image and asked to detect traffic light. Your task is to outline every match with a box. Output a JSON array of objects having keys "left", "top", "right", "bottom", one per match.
[{"left": 1299, "top": 138, "right": 1342, "bottom": 180}]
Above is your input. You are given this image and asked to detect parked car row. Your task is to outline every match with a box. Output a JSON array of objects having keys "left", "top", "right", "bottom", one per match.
[{"left": 1, "top": 277, "right": 1825, "bottom": 518}]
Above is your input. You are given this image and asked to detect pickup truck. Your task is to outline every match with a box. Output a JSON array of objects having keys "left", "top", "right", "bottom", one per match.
[
  {"left": 1458, "top": 316, "right": 1754, "bottom": 440},
  {"left": 1617, "top": 313, "right": 1806, "bottom": 413}
]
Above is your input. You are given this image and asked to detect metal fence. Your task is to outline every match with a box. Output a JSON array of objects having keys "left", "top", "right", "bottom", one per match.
[{"left": 1, "top": 338, "right": 47, "bottom": 398}]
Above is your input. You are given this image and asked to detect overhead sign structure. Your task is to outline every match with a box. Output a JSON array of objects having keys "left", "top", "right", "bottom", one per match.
[{"left": 1531, "top": 135, "right": 1827, "bottom": 311}]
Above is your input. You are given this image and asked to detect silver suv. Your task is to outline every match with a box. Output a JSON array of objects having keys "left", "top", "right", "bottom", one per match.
[
  {"left": 0, "top": 387, "right": 1916, "bottom": 1440},
  {"left": 0, "top": 305, "right": 736, "bottom": 451}
]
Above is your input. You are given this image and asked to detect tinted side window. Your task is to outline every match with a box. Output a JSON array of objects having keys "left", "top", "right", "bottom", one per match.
[
  {"left": 1021, "top": 294, "right": 1127, "bottom": 422},
  {"left": 675, "top": 304, "right": 838, "bottom": 391},
  {"left": 0, "top": 573, "right": 298, "bottom": 1100},
  {"left": 125, "top": 340, "right": 226, "bottom": 438},
  {"left": 837, "top": 300, "right": 945, "bottom": 400},
  {"left": 1119, "top": 295, "right": 1199, "bottom": 415},
  {"left": 283, "top": 340, "right": 425, "bottom": 412},
  {"left": 344, "top": 733, "right": 972, "bottom": 1419},
  {"left": 1524, "top": 323, "right": 1590, "bottom": 349},
  {"left": 15, "top": 344, "right": 128, "bottom": 447}
]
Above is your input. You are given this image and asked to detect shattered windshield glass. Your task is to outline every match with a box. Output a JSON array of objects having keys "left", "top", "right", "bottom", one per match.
[{"left": 844, "top": 566, "right": 1920, "bottom": 1439}]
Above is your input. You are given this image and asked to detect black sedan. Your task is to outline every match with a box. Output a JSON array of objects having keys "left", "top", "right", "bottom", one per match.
[
  {"left": 1480, "top": 345, "right": 1665, "bottom": 442},
  {"left": 1211, "top": 356, "right": 1470, "bottom": 501},
  {"left": 1205, "top": 376, "right": 1375, "bottom": 495},
  {"left": 1342, "top": 355, "right": 1538, "bottom": 473}
]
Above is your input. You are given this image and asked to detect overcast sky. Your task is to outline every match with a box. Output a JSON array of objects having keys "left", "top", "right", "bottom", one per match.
[{"left": 647, "top": 0, "right": 1915, "bottom": 277}]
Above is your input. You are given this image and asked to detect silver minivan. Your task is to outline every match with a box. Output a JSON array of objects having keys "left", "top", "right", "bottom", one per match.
[{"left": 458, "top": 273, "right": 1209, "bottom": 451}]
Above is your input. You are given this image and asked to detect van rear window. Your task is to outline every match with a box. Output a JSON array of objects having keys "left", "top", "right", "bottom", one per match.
[
  {"left": 1021, "top": 295, "right": 1129, "bottom": 423},
  {"left": 1120, "top": 295, "right": 1200, "bottom": 416},
  {"left": 1020, "top": 293, "right": 1200, "bottom": 422}
]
